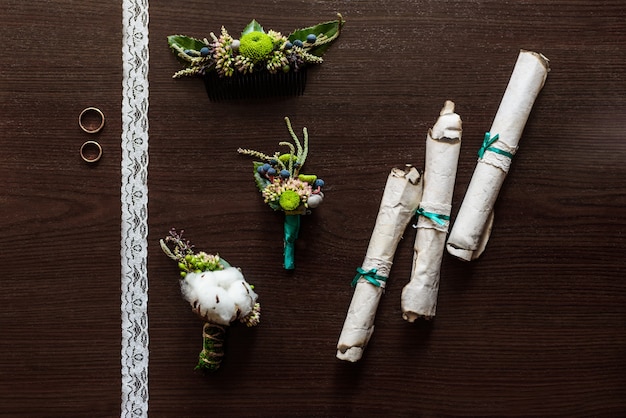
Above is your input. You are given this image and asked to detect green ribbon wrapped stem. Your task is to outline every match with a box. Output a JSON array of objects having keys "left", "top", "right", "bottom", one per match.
[{"left": 283, "top": 214, "right": 301, "bottom": 270}]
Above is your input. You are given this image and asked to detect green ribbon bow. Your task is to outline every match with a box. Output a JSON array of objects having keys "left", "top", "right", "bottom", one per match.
[
  {"left": 416, "top": 207, "right": 450, "bottom": 226},
  {"left": 352, "top": 267, "right": 387, "bottom": 288},
  {"left": 478, "top": 132, "right": 514, "bottom": 160}
]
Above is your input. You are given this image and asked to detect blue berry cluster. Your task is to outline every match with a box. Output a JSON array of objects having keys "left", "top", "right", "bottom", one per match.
[
  {"left": 285, "top": 33, "right": 318, "bottom": 50},
  {"left": 312, "top": 178, "right": 325, "bottom": 189},
  {"left": 256, "top": 160, "right": 324, "bottom": 190}
]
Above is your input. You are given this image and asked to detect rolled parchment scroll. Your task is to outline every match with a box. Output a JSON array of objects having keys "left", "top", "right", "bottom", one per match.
[
  {"left": 401, "top": 101, "right": 462, "bottom": 321},
  {"left": 337, "top": 165, "right": 423, "bottom": 362},
  {"left": 446, "top": 50, "right": 550, "bottom": 261}
]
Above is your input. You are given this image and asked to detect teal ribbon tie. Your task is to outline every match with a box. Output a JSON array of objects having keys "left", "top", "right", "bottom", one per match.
[
  {"left": 416, "top": 207, "right": 450, "bottom": 226},
  {"left": 478, "top": 132, "right": 514, "bottom": 160},
  {"left": 352, "top": 267, "right": 387, "bottom": 288},
  {"left": 283, "top": 214, "right": 300, "bottom": 270}
]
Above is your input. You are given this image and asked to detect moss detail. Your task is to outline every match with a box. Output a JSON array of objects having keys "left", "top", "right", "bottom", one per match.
[
  {"left": 278, "top": 153, "right": 298, "bottom": 164},
  {"left": 298, "top": 174, "right": 317, "bottom": 184},
  {"left": 195, "top": 323, "right": 226, "bottom": 371}
]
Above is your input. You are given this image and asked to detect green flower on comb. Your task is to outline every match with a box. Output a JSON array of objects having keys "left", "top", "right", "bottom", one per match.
[{"left": 239, "top": 31, "right": 274, "bottom": 63}]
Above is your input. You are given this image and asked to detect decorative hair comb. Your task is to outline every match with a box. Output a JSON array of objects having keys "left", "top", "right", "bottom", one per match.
[
  {"left": 160, "top": 229, "right": 261, "bottom": 371},
  {"left": 238, "top": 117, "right": 325, "bottom": 270},
  {"left": 167, "top": 14, "right": 344, "bottom": 101}
]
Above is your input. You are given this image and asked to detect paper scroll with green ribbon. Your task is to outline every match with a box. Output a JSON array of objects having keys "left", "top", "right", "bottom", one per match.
[
  {"left": 238, "top": 117, "right": 325, "bottom": 270},
  {"left": 337, "top": 165, "right": 423, "bottom": 362},
  {"left": 401, "top": 100, "right": 462, "bottom": 322},
  {"left": 446, "top": 50, "right": 550, "bottom": 261}
]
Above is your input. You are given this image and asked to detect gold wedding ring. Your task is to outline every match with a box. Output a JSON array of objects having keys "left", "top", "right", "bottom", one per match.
[
  {"left": 80, "top": 140, "right": 103, "bottom": 163},
  {"left": 79, "top": 107, "right": 105, "bottom": 133}
]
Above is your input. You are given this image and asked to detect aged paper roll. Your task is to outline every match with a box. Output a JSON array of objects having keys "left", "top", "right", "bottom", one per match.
[
  {"left": 337, "top": 165, "right": 423, "bottom": 362},
  {"left": 446, "top": 50, "right": 550, "bottom": 261},
  {"left": 401, "top": 101, "right": 462, "bottom": 321}
]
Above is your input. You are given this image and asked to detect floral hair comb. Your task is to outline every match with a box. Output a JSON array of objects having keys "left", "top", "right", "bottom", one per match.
[
  {"left": 160, "top": 229, "right": 261, "bottom": 371},
  {"left": 167, "top": 14, "right": 344, "bottom": 101},
  {"left": 238, "top": 117, "right": 325, "bottom": 270}
]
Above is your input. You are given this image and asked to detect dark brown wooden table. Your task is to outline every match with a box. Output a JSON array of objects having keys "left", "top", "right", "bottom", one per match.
[{"left": 1, "top": 1, "right": 625, "bottom": 416}]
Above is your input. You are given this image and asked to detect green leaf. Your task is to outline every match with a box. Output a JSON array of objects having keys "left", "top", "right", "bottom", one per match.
[
  {"left": 220, "top": 258, "right": 232, "bottom": 269},
  {"left": 287, "top": 15, "right": 344, "bottom": 56},
  {"left": 167, "top": 35, "right": 206, "bottom": 64},
  {"left": 242, "top": 20, "right": 264, "bottom": 36},
  {"left": 253, "top": 162, "right": 271, "bottom": 193},
  {"left": 167, "top": 34, "right": 206, "bottom": 52},
  {"left": 268, "top": 201, "right": 281, "bottom": 211}
]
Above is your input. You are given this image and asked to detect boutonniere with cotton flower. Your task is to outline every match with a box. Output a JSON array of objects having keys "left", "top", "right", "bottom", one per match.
[
  {"left": 167, "top": 14, "right": 344, "bottom": 100},
  {"left": 160, "top": 229, "right": 261, "bottom": 371},
  {"left": 238, "top": 117, "right": 325, "bottom": 270}
]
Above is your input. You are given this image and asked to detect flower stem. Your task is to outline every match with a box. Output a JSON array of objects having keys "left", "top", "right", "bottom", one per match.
[
  {"left": 195, "top": 322, "right": 226, "bottom": 371},
  {"left": 283, "top": 214, "right": 301, "bottom": 270}
]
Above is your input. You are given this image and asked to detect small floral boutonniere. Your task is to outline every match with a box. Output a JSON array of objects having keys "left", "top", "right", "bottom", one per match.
[
  {"left": 167, "top": 14, "right": 344, "bottom": 100},
  {"left": 238, "top": 117, "right": 325, "bottom": 270},
  {"left": 160, "top": 229, "right": 261, "bottom": 371}
]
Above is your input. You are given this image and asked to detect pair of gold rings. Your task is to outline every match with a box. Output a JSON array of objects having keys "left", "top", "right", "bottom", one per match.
[{"left": 79, "top": 107, "right": 105, "bottom": 163}]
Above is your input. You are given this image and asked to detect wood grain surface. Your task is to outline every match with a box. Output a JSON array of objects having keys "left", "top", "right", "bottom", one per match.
[{"left": 2, "top": 0, "right": 626, "bottom": 417}]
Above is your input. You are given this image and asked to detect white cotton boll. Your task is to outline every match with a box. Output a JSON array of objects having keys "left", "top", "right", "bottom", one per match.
[
  {"left": 227, "top": 280, "right": 257, "bottom": 318},
  {"left": 200, "top": 286, "right": 236, "bottom": 325},
  {"left": 213, "top": 267, "right": 244, "bottom": 288},
  {"left": 179, "top": 268, "right": 257, "bottom": 326},
  {"left": 179, "top": 272, "right": 205, "bottom": 306}
]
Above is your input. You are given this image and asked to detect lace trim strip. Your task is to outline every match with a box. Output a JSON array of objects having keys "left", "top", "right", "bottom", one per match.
[{"left": 121, "top": 0, "right": 150, "bottom": 417}]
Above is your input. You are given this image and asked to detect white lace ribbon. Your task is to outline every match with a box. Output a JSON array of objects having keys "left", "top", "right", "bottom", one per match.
[{"left": 121, "top": 0, "right": 150, "bottom": 417}]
